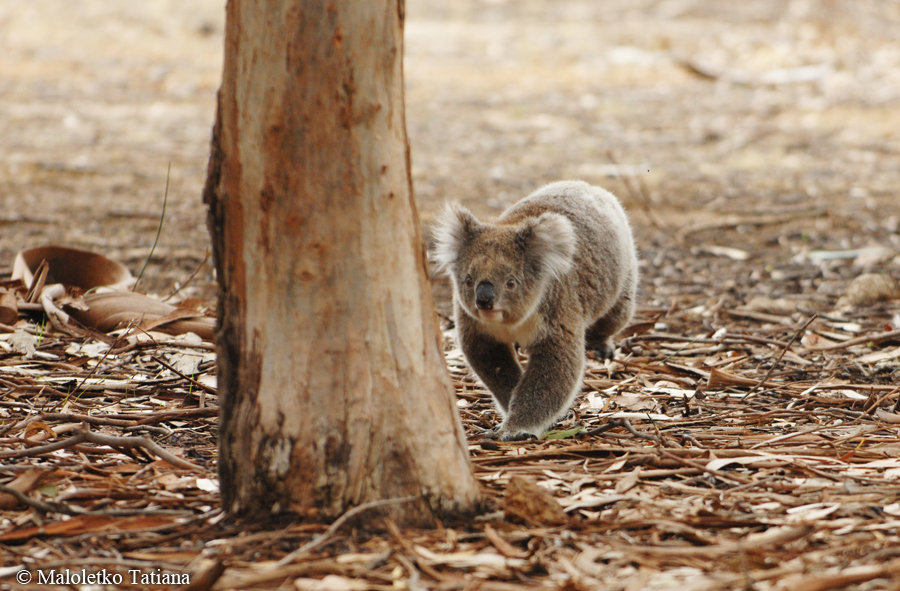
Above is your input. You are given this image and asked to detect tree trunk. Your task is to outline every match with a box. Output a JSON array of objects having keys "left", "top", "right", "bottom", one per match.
[{"left": 203, "top": 0, "right": 481, "bottom": 525}]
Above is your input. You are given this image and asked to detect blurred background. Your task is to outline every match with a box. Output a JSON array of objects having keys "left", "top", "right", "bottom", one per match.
[{"left": 0, "top": 0, "right": 898, "bottom": 313}]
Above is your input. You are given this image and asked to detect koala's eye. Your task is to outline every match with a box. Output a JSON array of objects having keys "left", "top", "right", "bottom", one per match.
[
  {"left": 464, "top": 275, "right": 474, "bottom": 288},
  {"left": 505, "top": 278, "right": 517, "bottom": 290}
]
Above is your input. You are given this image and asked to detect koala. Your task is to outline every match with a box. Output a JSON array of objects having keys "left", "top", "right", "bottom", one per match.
[{"left": 431, "top": 180, "right": 638, "bottom": 441}]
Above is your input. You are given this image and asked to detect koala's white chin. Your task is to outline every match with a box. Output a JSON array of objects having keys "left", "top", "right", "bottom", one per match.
[{"left": 478, "top": 309, "right": 504, "bottom": 323}]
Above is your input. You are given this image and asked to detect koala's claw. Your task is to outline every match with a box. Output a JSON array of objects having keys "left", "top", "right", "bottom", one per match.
[
  {"left": 500, "top": 430, "right": 537, "bottom": 442},
  {"left": 482, "top": 426, "right": 501, "bottom": 440},
  {"left": 483, "top": 426, "right": 537, "bottom": 442},
  {"left": 588, "top": 341, "right": 616, "bottom": 361}
]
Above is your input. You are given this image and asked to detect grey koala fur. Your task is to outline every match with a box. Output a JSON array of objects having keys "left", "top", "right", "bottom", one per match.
[{"left": 431, "top": 180, "right": 638, "bottom": 441}]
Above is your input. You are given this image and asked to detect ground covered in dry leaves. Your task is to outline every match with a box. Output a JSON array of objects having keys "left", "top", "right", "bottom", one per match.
[{"left": 2, "top": 0, "right": 900, "bottom": 590}]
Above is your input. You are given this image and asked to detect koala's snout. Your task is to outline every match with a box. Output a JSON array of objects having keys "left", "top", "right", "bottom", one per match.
[{"left": 475, "top": 281, "right": 495, "bottom": 310}]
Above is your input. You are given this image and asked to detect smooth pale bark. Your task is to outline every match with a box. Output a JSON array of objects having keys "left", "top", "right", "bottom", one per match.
[{"left": 203, "top": 0, "right": 481, "bottom": 524}]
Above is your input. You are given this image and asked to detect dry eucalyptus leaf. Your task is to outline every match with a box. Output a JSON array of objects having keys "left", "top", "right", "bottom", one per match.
[
  {"left": 875, "top": 409, "right": 900, "bottom": 424},
  {"left": 0, "top": 468, "right": 48, "bottom": 510},
  {"left": 8, "top": 329, "right": 38, "bottom": 358},
  {"left": 612, "top": 394, "right": 658, "bottom": 412},
  {"left": 23, "top": 421, "right": 56, "bottom": 440},
  {"left": 64, "top": 291, "right": 215, "bottom": 339},
  {"left": 856, "top": 346, "right": 900, "bottom": 365},
  {"left": 615, "top": 467, "right": 641, "bottom": 494}
]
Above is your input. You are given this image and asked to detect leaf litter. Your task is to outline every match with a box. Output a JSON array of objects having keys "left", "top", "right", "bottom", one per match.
[
  {"left": 0, "top": 239, "right": 898, "bottom": 591},
  {"left": 1, "top": 0, "right": 900, "bottom": 588}
]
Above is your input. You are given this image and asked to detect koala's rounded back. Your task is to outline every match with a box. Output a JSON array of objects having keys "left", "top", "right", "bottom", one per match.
[{"left": 497, "top": 180, "right": 637, "bottom": 324}]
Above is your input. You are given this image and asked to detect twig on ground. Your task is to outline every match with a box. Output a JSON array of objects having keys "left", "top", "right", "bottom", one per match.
[
  {"left": 617, "top": 418, "right": 664, "bottom": 447},
  {"left": 807, "top": 328, "right": 900, "bottom": 352},
  {"left": 80, "top": 429, "right": 201, "bottom": 471},
  {"left": 0, "top": 321, "right": 37, "bottom": 334},
  {"left": 152, "top": 355, "right": 218, "bottom": 396},
  {"left": 580, "top": 420, "right": 625, "bottom": 438},
  {"left": 5, "top": 412, "right": 142, "bottom": 435},
  {"left": 386, "top": 518, "right": 454, "bottom": 583},
  {"left": 748, "top": 425, "right": 829, "bottom": 450},
  {"left": 164, "top": 249, "right": 211, "bottom": 302},
  {"left": 864, "top": 386, "right": 900, "bottom": 415},
  {"left": 743, "top": 314, "right": 817, "bottom": 400},
  {"left": 132, "top": 407, "right": 219, "bottom": 425},
  {"left": 273, "top": 496, "right": 418, "bottom": 568},
  {"left": 0, "top": 426, "right": 200, "bottom": 470},
  {"left": 0, "top": 482, "right": 84, "bottom": 515},
  {"left": 51, "top": 325, "right": 132, "bottom": 411},
  {"left": 657, "top": 449, "right": 752, "bottom": 485},
  {"left": 0, "top": 431, "right": 88, "bottom": 458}
]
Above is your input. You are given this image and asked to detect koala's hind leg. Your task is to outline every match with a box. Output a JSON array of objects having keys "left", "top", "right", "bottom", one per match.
[
  {"left": 458, "top": 330, "right": 522, "bottom": 414},
  {"left": 491, "top": 331, "right": 585, "bottom": 441},
  {"left": 586, "top": 290, "right": 635, "bottom": 360}
]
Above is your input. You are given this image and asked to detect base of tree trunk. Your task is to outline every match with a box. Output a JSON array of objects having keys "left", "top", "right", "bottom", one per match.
[{"left": 203, "top": 0, "right": 483, "bottom": 525}]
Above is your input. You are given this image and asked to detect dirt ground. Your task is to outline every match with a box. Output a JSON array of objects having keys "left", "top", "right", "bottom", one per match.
[
  {"left": 2, "top": 0, "right": 900, "bottom": 589},
  {"left": 1, "top": 0, "right": 898, "bottom": 300}
]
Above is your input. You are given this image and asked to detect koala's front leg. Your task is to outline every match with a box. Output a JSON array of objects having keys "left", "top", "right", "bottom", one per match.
[
  {"left": 494, "top": 330, "right": 585, "bottom": 441},
  {"left": 457, "top": 319, "right": 522, "bottom": 414}
]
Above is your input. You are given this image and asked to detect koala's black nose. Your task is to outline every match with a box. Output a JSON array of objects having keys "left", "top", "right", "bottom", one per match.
[{"left": 475, "top": 281, "right": 495, "bottom": 310}]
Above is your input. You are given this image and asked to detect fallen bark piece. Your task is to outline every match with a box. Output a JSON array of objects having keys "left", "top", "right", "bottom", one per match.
[
  {"left": 12, "top": 245, "right": 134, "bottom": 291},
  {"left": 0, "top": 288, "right": 17, "bottom": 324},
  {"left": 502, "top": 475, "right": 568, "bottom": 526}
]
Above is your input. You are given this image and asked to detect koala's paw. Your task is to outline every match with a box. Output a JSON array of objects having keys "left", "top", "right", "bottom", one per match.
[
  {"left": 483, "top": 424, "right": 537, "bottom": 442},
  {"left": 482, "top": 426, "right": 502, "bottom": 440},
  {"left": 588, "top": 339, "right": 616, "bottom": 361},
  {"left": 501, "top": 430, "right": 537, "bottom": 442}
]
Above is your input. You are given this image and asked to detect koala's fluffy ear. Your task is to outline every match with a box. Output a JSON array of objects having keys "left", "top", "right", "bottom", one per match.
[
  {"left": 431, "top": 203, "right": 481, "bottom": 274},
  {"left": 518, "top": 212, "right": 576, "bottom": 281}
]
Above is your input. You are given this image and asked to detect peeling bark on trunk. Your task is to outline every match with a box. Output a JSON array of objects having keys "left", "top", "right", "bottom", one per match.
[{"left": 203, "top": 0, "right": 481, "bottom": 525}]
